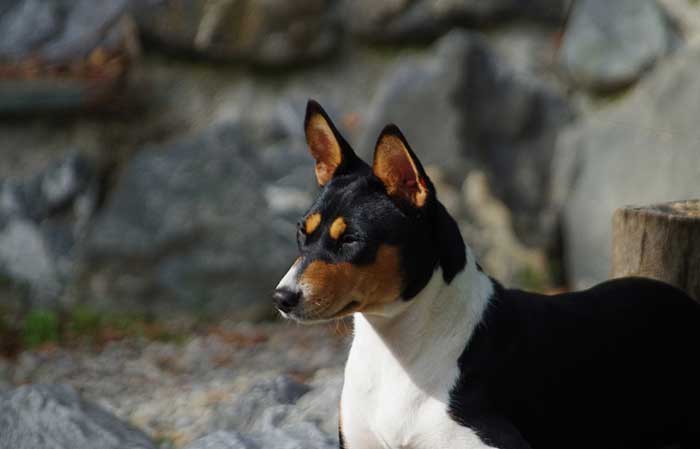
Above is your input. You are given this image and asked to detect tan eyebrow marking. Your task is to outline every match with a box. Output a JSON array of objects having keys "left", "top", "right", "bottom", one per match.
[
  {"left": 305, "top": 213, "right": 322, "bottom": 234},
  {"left": 329, "top": 217, "right": 347, "bottom": 240}
]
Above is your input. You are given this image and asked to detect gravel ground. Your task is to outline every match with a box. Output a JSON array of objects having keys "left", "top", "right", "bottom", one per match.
[{"left": 0, "top": 320, "right": 351, "bottom": 448}]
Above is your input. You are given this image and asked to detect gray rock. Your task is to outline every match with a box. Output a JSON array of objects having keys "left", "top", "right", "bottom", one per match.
[
  {"left": 0, "top": 153, "right": 98, "bottom": 306},
  {"left": 0, "top": 0, "right": 135, "bottom": 112},
  {"left": 211, "top": 370, "right": 343, "bottom": 435},
  {"left": 185, "top": 431, "right": 259, "bottom": 449},
  {"left": 344, "top": 0, "right": 447, "bottom": 43},
  {"left": 0, "top": 218, "right": 61, "bottom": 302},
  {"left": 3, "top": 322, "right": 348, "bottom": 446},
  {"left": 460, "top": 171, "right": 549, "bottom": 289},
  {"left": 274, "top": 370, "right": 343, "bottom": 437},
  {"left": 0, "top": 0, "right": 131, "bottom": 63},
  {"left": 0, "top": 0, "right": 61, "bottom": 60},
  {"left": 0, "top": 384, "right": 156, "bottom": 449},
  {"left": 2, "top": 153, "right": 95, "bottom": 222},
  {"left": 81, "top": 121, "right": 312, "bottom": 319},
  {"left": 39, "top": 0, "right": 132, "bottom": 64},
  {"left": 194, "top": 371, "right": 342, "bottom": 449},
  {"left": 211, "top": 375, "right": 312, "bottom": 432},
  {"left": 185, "top": 428, "right": 334, "bottom": 449},
  {"left": 0, "top": 358, "right": 10, "bottom": 393},
  {"left": 346, "top": 0, "right": 571, "bottom": 42},
  {"left": 553, "top": 46, "right": 700, "bottom": 289},
  {"left": 135, "top": 0, "right": 341, "bottom": 66},
  {"left": 360, "top": 31, "right": 573, "bottom": 246},
  {"left": 658, "top": 0, "right": 700, "bottom": 45},
  {"left": 559, "top": 0, "right": 670, "bottom": 92}
]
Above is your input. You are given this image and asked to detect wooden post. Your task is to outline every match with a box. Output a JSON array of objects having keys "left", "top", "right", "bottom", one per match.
[{"left": 611, "top": 199, "right": 700, "bottom": 301}]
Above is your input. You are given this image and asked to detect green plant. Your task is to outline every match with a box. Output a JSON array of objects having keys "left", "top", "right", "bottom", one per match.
[
  {"left": 22, "top": 310, "right": 60, "bottom": 348},
  {"left": 515, "top": 265, "right": 551, "bottom": 293},
  {"left": 67, "top": 305, "right": 103, "bottom": 340}
]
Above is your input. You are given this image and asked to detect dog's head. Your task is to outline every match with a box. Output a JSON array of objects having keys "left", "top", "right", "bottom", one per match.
[{"left": 273, "top": 100, "right": 465, "bottom": 322}]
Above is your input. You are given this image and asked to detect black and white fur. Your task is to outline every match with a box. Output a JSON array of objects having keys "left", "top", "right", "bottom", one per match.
[{"left": 274, "top": 100, "right": 700, "bottom": 449}]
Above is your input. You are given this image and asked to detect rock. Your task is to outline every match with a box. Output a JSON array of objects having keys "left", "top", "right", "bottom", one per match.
[
  {"left": 0, "top": 42, "right": 396, "bottom": 309},
  {"left": 0, "top": 219, "right": 61, "bottom": 302},
  {"left": 0, "top": 0, "right": 136, "bottom": 112},
  {"left": 553, "top": 46, "right": 700, "bottom": 289},
  {"left": 211, "top": 375, "right": 312, "bottom": 432},
  {"left": 135, "top": 0, "right": 340, "bottom": 66},
  {"left": 81, "top": 121, "right": 313, "bottom": 319},
  {"left": 360, "top": 31, "right": 573, "bottom": 246},
  {"left": 559, "top": 0, "right": 670, "bottom": 92},
  {"left": 0, "top": 153, "right": 98, "bottom": 306},
  {"left": 273, "top": 370, "right": 343, "bottom": 438},
  {"left": 0, "top": 358, "right": 10, "bottom": 393},
  {"left": 483, "top": 22, "right": 565, "bottom": 83},
  {"left": 1, "top": 152, "right": 95, "bottom": 222},
  {"left": 461, "top": 172, "right": 549, "bottom": 289},
  {"left": 5, "top": 322, "right": 348, "bottom": 447},
  {"left": 0, "top": 384, "right": 156, "bottom": 449},
  {"left": 0, "top": 0, "right": 61, "bottom": 61},
  {"left": 185, "top": 428, "right": 334, "bottom": 449},
  {"left": 658, "top": 0, "right": 700, "bottom": 47},
  {"left": 344, "top": 0, "right": 448, "bottom": 43},
  {"left": 211, "top": 371, "right": 342, "bottom": 436},
  {"left": 185, "top": 431, "right": 258, "bottom": 449},
  {"left": 195, "top": 370, "right": 342, "bottom": 449},
  {"left": 346, "top": 0, "right": 571, "bottom": 42}
]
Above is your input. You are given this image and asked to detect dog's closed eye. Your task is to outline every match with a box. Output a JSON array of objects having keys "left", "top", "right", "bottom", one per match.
[
  {"left": 339, "top": 234, "right": 362, "bottom": 250},
  {"left": 340, "top": 234, "right": 359, "bottom": 245}
]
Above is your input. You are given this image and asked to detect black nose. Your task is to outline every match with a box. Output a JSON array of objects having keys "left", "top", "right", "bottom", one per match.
[{"left": 273, "top": 288, "right": 301, "bottom": 313}]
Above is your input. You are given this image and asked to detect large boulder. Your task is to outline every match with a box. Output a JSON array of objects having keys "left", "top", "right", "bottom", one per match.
[
  {"left": 658, "top": 0, "right": 700, "bottom": 46},
  {"left": 346, "top": 0, "right": 571, "bottom": 42},
  {"left": 0, "top": 0, "right": 135, "bottom": 112},
  {"left": 135, "top": 0, "right": 341, "bottom": 66},
  {"left": 0, "top": 0, "right": 132, "bottom": 63},
  {"left": 210, "top": 371, "right": 342, "bottom": 437},
  {"left": 80, "top": 120, "right": 314, "bottom": 320},
  {"left": 553, "top": 46, "right": 700, "bottom": 289},
  {"left": 210, "top": 375, "right": 312, "bottom": 432},
  {"left": 559, "top": 0, "right": 670, "bottom": 92},
  {"left": 185, "top": 428, "right": 333, "bottom": 449},
  {"left": 0, "top": 384, "right": 156, "bottom": 449},
  {"left": 188, "top": 371, "right": 342, "bottom": 449},
  {"left": 0, "top": 358, "right": 10, "bottom": 393},
  {"left": 460, "top": 172, "right": 549, "bottom": 289},
  {"left": 359, "top": 31, "right": 573, "bottom": 246},
  {"left": 0, "top": 153, "right": 98, "bottom": 307}
]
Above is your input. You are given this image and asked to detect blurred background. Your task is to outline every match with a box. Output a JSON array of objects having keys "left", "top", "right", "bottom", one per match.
[{"left": 0, "top": 0, "right": 699, "bottom": 448}]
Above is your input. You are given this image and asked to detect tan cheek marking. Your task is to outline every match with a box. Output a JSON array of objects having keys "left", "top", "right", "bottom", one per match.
[
  {"left": 299, "top": 245, "right": 402, "bottom": 314},
  {"left": 329, "top": 217, "right": 347, "bottom": 240},
  {"left": 305, "top": 213, "right": 321, "bottom": 235},
  {"left": 300, "top": 260, "right": 354, "bottom": 310},
  {"left": 352, "top": 245, "right": 402, "bottom": 306}
]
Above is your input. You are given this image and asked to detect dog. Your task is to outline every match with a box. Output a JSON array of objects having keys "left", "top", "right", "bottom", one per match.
[{"left": 273, "top": 100, "right": 700, "bottom": 449}]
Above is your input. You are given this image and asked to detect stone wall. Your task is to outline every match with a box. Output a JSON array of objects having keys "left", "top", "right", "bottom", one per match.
[{"left": 1, "top": 0, "right": 699, "bottom": 319}]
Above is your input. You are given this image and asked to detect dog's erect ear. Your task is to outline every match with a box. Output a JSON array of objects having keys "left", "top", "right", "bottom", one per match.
[
  {"left": 373, "top": 124, "right": 431, "bottom": 208},
  {"left": 304, "top": 100, "right": 361, "bottom": 186}
]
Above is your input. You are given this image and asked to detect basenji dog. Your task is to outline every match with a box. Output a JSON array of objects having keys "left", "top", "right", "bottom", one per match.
[{"left": 273, "top": 100, "right": 700, "bottom": 449}]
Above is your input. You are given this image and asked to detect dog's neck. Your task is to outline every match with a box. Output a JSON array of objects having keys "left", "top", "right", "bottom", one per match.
[{"left": 349, "top": 246, "right": 494, "bottom": 392}]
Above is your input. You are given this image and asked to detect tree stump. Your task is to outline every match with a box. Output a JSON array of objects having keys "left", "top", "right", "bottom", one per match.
[{"left": 611, "top": 200, "right": 700, "bottom": 301}]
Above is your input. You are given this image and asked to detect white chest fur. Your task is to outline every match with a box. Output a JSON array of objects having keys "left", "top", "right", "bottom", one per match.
[{"left": 340, "top": 256, "right": 496, "bottom": 449}]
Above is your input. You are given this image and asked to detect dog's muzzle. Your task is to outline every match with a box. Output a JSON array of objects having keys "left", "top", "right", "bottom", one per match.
[{"left": 272, "top": 287, "right": 301, "bottom": 313}]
